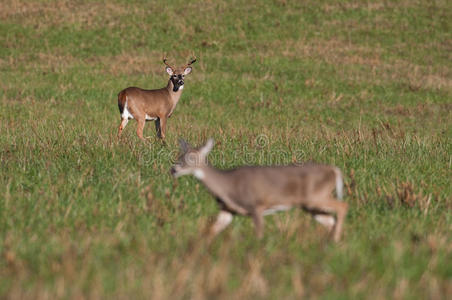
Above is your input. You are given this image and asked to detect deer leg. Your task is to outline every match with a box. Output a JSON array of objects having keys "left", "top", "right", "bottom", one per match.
[
  {"left": 154, "top": 118, "right": 161, "bottom": 138},
  {"left": 159, "top": 116, "right": 167, "bottom": 140},
  {"left": 136, "top": 118, "right": 146, "bottom": 141},
  {"left": 331, "top": 200, "right": 348, "bottom": 242},
  {"left": 209, "top": 210, "right": 233, "bottom": 238},
  {"left": 117, "top": 118, "right": 129, "bottom": 138},
  {"left": 307, "top": 197, "right": 348, "bottom": 242},
  {"left": 252, "top": 211, "right": 265, "bottom": 239}
]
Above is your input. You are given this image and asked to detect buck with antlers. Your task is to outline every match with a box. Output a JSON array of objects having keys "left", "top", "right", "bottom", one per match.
[
  {"left": 117, "top": 57, "right": 196, "bottom": 141},
  {"left": 170, "top": 138, "right": 348, "bottom": 242}
]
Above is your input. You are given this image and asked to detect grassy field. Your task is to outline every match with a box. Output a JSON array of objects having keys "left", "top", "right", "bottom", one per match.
[{"left": 0, "top": 0, "right": 451, "bottom": 298}]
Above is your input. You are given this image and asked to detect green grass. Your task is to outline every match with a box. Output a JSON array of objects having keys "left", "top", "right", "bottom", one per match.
[{"left": 0, "top": 0, "right": 451, "bottom": 298}]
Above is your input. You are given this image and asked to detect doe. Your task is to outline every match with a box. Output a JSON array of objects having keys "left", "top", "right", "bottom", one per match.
[{"left": 170, "top": 139, "right": 348, "bottom": 242}]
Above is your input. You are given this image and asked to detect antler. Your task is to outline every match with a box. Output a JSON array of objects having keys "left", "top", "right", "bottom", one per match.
[
  {"left": 162, "top": 57, "right": 175, "bottom": 70},
  {"left": 185, "top": 57, "right": 197, "bottom": 68},
  {"left": 163, "top": 56, "right": 196, "bottom": 70}
]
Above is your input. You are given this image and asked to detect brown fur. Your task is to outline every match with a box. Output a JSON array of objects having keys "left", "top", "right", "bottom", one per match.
[
  {"left": 171, "top": 139, "right": 348, "bottom": 242},
  {"left": 117, "top": 59, "right": 195, "bottom": 141},
  {"left": 117, "top": 90, "right": 127, "bottom": 114}
]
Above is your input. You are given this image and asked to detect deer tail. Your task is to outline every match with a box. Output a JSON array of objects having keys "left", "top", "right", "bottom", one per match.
[
  {"left": 333, "top": 167, "right": 344, "bottom": 200},
  {"left": 118, "top": 91, "right": 127, "bottom": 115}
]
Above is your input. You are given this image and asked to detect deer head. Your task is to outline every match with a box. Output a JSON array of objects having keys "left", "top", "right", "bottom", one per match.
[
  {"left": 163, "top": 58, "right": 197, "bottom": 92},
  {"left": 170, "top": 138, "right": 214, "bottom": 178}
]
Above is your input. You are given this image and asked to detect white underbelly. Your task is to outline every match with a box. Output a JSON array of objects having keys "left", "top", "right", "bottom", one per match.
[
  {"left": 145, "top": 114, "right": 157, "bottom": 121},
  {"left": 263, "top": 205, "right": 291, "bottom": 216}
]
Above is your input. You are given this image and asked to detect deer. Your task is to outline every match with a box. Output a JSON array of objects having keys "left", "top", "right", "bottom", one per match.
[
  {"left": 170, "top": 138, "right": 348, "bottom": 242},
  {"left": 117, "top": 57, "right": 196, "bottom": 141}
]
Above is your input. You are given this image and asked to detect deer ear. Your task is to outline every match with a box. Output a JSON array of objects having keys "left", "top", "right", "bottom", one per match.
[
  {"left": 183, "top": 67, "right": 192, "bottom": 75},
  {"left": 166, "top": 67, "right": 174, "bottom": 75},
  {"left": 200, "top": 138, "right": 214, "bottom": 157},
  {"left": 179, "top": 138, "right": 191, "bottom": 153}
]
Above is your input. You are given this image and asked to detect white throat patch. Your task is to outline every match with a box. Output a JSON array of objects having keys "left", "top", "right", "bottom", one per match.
[{"left": 193, "top": 169, "right": 205, "bottom": 179}]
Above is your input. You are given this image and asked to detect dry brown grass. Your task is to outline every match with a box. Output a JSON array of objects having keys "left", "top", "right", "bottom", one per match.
[
  {"left": 270, "top": 37, "right": 452, "bottom": 92},
  {"left": 0, "top": 0, "right": 133, "bottom": 29}
]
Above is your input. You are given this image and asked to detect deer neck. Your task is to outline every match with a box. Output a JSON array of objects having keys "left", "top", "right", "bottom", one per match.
[
  {"left": 194, "top": 164, "right": 247, "bottom": 214},
  {"left": 166, "top": 80, "right": 183, "bottom": 106},
  {"left": 194, "top": 165, "right": 229, "bottom": 194}
]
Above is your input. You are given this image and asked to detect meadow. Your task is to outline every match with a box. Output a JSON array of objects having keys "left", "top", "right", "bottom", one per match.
[{"left": 0, "top": 0, "right": 451, "bottom": 298}]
